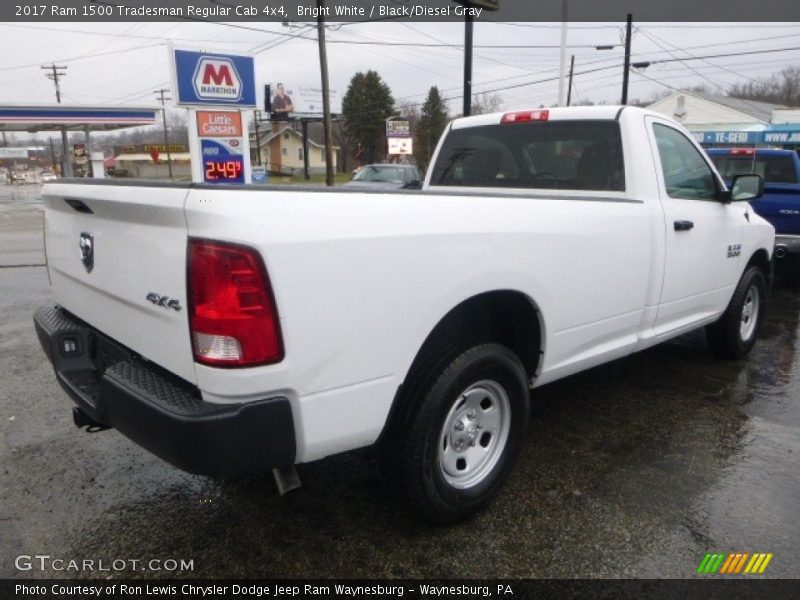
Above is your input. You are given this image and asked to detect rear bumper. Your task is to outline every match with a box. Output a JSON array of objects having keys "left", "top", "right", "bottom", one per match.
[{"left": 33, "top": 305, "right": 296, "bottom": 476}]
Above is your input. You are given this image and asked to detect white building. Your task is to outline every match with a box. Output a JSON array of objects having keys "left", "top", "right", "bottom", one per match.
[{"left": 647, "top": 91, "right": 800, "bottom": 147}]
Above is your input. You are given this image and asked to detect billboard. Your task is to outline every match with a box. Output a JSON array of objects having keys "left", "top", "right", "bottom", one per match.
[
  {"left": 172, "top": 49, "right": 256, "bottom": 107},
  {"left": 265, "top": 82, "right": 342, "bottom": 118}
]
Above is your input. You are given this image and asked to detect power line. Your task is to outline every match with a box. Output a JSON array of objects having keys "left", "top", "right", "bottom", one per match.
[
  {"left": 637, "top": 28, "right": 727, "bottom": 94},
  {"left": 2, "top": 23, "right": 261, "bottom": 44},
  {"left": 632, "top": 44, "right": 800, "bottom": 68},
  {"left": 0, "top": 42, "right": 163, "bottom": 72}
]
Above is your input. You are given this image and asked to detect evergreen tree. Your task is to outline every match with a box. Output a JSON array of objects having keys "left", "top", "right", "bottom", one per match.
[
  {"left": 415, "top": 86, "right": 448, "bottom": 174},
  {"left": 342, "top": 70, "right": 394, "bottom": 164}
]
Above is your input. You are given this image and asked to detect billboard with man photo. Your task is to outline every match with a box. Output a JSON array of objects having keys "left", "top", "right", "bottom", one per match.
[{"left": 265, "top": 82, "right": 342, "bottom": 119}]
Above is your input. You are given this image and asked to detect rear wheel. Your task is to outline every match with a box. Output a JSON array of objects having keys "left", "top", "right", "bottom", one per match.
[
  {"left": 706, "top": 266, "right": 766, "bottom": 359},
  {"left": 386, "top": 343, "right": 529, "bottom": 524}
]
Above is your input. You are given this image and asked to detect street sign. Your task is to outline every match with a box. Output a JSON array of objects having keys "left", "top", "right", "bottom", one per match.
[
  {"left": 172, "top": 49, "right": 256, "bottom": 107},
  {"left": 73, "top": 143, "right": 87, "bottom": 165},
  {"left": 0, "top": 148, "right": 28, "bottom": 159},
  {"left": 386, "top": 120, "right": 411, "bottom": 138},
  {"left": 388, "top": 138, "right": 413, "bottom": 155}
]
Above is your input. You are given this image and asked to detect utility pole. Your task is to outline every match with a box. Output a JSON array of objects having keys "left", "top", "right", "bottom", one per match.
[
  {"left": 253, "top": 110, "right": 263, "bottom": 167},
  {"left": 317, "top": 0, "right": 335, "bottom": 186},
  {"left": 42, "top": 64, "right": 72, "bottom": 177},
  {"left": 49, "top": 137, "right": 58, "bottom": 172},
  {"left": 154, "top": 88, "right": 174, "bottom": 179},
  {"left": 0, "top": 132, "right": 6, "bottom": 177},
  {"left": 463, "top": 11, "right": 474, "bottom": 116},
  {"left": 566, "top": 55, "right": 576, "bottom": 106},
  {"left": 621, "top": 14, "right": 633, "bottom": 105},
  {"left": 301, "top": 120, "right": 310, "bottom": 181}
]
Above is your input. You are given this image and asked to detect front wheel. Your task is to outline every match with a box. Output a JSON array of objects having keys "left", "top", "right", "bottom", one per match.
[
  {"left": 388, "top": 343, "right": 529, "bottom": 524},
  {"left": 706, "top": 266, "right": 766, "bottom": 359}
]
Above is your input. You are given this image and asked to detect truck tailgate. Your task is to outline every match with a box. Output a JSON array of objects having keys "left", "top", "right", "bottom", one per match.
[{"left": 42, "top": 183, "right": 196, "bottom": 384}]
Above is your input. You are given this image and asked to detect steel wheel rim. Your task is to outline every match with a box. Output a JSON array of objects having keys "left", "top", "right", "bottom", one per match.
[
  {"left": 438, "top": 379, "right": 511, "bottom": 489},
  {"left": 740, "top": 283, "right": 760, "bottom": 342}
]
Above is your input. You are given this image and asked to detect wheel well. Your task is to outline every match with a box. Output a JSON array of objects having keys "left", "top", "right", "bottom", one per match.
[
  {"left": 417, "top": 291, "right": 542, "bottom": 380},
  {"left": 746, "top": 248, "right": 773, "bottom": 290},
  {"left": 377, "top": 291, "right": 542, "bottom": 446}
]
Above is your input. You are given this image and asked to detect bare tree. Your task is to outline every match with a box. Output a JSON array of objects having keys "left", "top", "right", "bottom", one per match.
[
  {"left": 729, "top": 67, "right": 800, "bottom": 107},
  {"left": 396, "top": 99, "right": 421, "bottom": 129},
  {"left": 471, "top": 92, "right": 504, "bottom": 115}
]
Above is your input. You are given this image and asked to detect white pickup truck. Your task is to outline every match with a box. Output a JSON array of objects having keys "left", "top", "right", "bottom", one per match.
[{"left": 34, "top": 106, "right": 773, "bottom": 522}]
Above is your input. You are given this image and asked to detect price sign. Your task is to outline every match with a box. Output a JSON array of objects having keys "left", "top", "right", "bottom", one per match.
[
  {"left": 204, "top": 158, "right": 244, "bottom": 182},
  {"left": 201, "top": 139, "right": 245, "bottom": 184}
]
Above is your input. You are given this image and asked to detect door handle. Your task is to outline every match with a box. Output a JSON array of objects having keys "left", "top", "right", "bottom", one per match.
[{"left": 674, "top": 220, "right": 694, "bottom": 231}]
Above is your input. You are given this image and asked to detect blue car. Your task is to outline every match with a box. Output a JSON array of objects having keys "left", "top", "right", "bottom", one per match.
[{"left": 708, "top": 148, "right": 800, "bottom": 279}]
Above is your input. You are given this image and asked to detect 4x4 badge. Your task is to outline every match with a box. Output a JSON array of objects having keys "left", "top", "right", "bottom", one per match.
[{"left": 79, "top": 232, "right": 94, "bottom": 273}]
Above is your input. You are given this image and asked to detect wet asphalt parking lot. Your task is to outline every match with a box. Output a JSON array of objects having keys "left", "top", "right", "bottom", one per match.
[{"left": 1, "top": 184, "right": 798, "bottom": 580}]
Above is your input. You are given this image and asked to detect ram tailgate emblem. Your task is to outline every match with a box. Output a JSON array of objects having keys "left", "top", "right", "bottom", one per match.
[
  {"left": 79, "top": 232, "right": 94, "bottom": 273},
  {"left": 146, "top": 292, "right": 182, "bottom": 312}
]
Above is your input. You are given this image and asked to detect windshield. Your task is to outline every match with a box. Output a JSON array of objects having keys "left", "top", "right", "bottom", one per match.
[
  {"left": 429, "top": 120, "right": 625, "bottom": 191},
  {"left": 710, "top": 155, "right": 798, "bottom": 184},
  {"left": 353, "top": 166, "right": 413, "bottom": 183}
]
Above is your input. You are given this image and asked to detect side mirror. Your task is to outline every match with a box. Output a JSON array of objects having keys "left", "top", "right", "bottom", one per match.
[
  {"left": 402, "top": 179, "right": 423, "bottom": 190},
  {"left": 724, "top": 173, "right": 764, "bottom": 203}
]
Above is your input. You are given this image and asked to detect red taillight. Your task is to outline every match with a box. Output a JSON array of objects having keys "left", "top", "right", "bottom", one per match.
[
  {"left": 501, "top": 110, "right": 549, "bottom": 124},
  {"left": 187, "top": 239, "right": 283, "bottom": 368},
  {"left": 730, "top": 148, "right": 755, "bottom": 155}
]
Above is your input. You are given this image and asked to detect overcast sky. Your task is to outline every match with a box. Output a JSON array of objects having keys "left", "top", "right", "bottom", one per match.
[{"left": 1, "top": 20, "right": 799, "bottom": 119}]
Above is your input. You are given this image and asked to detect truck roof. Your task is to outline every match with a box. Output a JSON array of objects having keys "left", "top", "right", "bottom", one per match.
[{"left": 449, "top": 105, "right": 657, "bottom": 129}]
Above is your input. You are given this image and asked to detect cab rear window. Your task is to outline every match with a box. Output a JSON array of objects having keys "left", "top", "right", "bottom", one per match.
[{"left": 429, "top": 120, "right": 625, "bottom": 192}]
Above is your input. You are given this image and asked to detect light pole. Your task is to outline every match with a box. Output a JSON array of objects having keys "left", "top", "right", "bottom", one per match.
[
  {"left": 455, "top": 0, "right": 500, "bottom": 116},
  {"left": 558, "top": 0, "right": 568, "bottom": 106}
]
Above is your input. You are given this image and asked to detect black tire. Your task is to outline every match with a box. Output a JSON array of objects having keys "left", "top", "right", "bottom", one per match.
[
  {"left": 706, "top": 266, "right": 766, "bottom": 359},
  {"left": 386, "top": 343, "right": 529, "bottom": 524}
]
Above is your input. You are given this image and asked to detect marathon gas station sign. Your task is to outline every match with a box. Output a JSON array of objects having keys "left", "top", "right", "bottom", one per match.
[
  {"left": 173, "top": 50, "right": 256, "bottom": 106},
  {"left": 171, "top": 48, "right": 256, "bottom": 184}
]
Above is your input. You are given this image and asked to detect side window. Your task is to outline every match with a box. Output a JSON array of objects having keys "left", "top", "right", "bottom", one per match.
[{"left": 653, "top": 124, "right": 718, "bottom": 200}]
